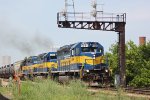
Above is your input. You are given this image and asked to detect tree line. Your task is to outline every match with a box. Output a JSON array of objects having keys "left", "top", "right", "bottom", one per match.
[{"left": 106, "top": 41, "right": 150, "bottom": 87}]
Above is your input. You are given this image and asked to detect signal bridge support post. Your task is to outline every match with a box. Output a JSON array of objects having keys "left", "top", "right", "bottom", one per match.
[{"left": 57, "top": 12, "right": 126, "bottom": 87}]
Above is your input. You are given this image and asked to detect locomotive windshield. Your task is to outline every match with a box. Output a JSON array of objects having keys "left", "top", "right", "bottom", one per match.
[
  {"left": 47, "top": 54, "right": 57, "bottom": 60},
  {"left": 81, "top": 47, "right": 97, "bottom": 52},
  {"left": 33, "top": 57, "right": 39, "bottom": 64},
  {"left": 50, "top": 55, "right": 57, "bottom": 59}
]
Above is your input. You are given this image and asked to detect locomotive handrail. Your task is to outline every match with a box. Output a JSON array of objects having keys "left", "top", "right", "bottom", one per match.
[{"left": 57, "top": 12, "right": 126, "bottom": 23}]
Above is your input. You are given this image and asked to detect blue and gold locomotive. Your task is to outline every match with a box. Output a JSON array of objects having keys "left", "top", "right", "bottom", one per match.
[
  {"left": 51, "top": 42, "right": 109, "bottom": 83},
  {"left": 22, "top": 52, "right": 57, "bottom": 78}
]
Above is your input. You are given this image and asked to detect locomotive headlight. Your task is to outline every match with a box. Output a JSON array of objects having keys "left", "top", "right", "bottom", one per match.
[
  {"left": 105, "top": 69, "right": 108, "bottom": 73},
  {"left": 93, "top": 55, "right": 95, "bottom": 59},
  {"left": 87, "top": 70, "right": 89, "bottom": 72}
]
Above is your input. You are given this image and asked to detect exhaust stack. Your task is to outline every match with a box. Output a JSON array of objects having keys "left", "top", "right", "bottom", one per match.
[{"left": 139, "top": 37, "right": 146, "bottom": 45}]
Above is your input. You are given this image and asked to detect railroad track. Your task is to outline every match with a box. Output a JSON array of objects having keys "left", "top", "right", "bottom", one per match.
[
  {"left": 125, "top": 88, "right": 150, "bottom": 95},
  {"left": 89, "top": 86, "right": 150, "bottom": 96}
]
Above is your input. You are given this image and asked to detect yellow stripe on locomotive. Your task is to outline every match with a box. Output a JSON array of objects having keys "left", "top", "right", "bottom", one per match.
[
  {"left": 43, "top": 62, "right": 57, "bottom": 69},
  {"left": 60, "top": 56, "right": 105, "bottom": 66}
]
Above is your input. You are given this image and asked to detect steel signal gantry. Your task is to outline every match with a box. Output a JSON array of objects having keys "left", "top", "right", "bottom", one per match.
[{"left": 57, "top": 11, "right": 126, "bottom": 87}]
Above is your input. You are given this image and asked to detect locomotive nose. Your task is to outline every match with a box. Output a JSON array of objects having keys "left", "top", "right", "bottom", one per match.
[{"left": 91, "top": 52, "right": 101, "bottom": 58}]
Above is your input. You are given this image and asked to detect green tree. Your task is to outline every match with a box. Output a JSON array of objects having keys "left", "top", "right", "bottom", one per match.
[
  {"left": 107, "top": 41, "right": 150, "bottom": 87},
  {"left": 129, "top": 42, "right": 150, "bottom": 87}
]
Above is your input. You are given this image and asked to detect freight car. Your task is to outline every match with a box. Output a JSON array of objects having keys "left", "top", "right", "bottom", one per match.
[
  {"left": 0, "top": 61, "right": 23, "bottom": 79},
  {"left": 51, "top": 42, "right": 110, "bottom": 84}
]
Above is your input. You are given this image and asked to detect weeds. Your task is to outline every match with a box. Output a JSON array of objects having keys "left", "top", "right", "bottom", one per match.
[{"left": 0, "top": 79, "right": 147, "bottom": 100}]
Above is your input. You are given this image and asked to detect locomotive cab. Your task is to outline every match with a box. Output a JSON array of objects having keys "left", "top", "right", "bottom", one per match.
[{"left": 43, "top": 52, "right": 57, "bottom": 72}]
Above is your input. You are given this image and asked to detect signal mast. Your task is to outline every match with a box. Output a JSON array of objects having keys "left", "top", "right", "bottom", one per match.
[{"left": 57, "top": 0, "right": 126, "bottom": 87}]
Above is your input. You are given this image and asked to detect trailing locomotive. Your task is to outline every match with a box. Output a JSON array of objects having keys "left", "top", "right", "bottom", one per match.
[
  {"left": 22, "top": 52, "right": 57, "bottom": 78},
  {"left": 51, "top": 42, "right": 110, "bottom": 84}
]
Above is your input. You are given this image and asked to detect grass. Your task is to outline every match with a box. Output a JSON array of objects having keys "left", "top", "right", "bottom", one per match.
[
  {"left": 12, "top": 80, "right": 91, "bottom": 100},
  {"left": 0, "top": 79, "right": 149, "bottom": 100}
]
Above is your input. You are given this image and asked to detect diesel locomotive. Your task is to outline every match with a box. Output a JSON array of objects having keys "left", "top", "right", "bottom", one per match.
[
  {"left": 51, "top": 42, "right": 110, "bottom": 83},
  {"left": 21, "top": 52, "right": 57, "bottom": 79}
]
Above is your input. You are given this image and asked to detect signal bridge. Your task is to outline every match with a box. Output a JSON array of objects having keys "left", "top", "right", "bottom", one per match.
[
  {"left": 57, "top": 2, "right": 126, "bottom": 87},
  {"left": 57, "top": 12, "right": 126, "bottom": 32}
]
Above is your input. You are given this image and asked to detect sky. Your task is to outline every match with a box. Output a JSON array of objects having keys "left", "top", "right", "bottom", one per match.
[{"left": 0, "top": 0, "right": 150, "bottom": 64}]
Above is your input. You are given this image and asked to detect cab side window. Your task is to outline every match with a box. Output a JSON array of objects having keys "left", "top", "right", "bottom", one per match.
[
  {"left": 76, "top": 48, "right": 80, "bottom": 55},
  {"left": 71, "top": 49, "right": 75, "bottom": 56}
]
